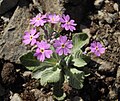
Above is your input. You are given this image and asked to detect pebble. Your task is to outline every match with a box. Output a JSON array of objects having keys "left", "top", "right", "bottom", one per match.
[
  {"left": 23, "top": 71, "right": 32, "bottom": 77},
  {"left": 105, "top": 16, "right": 113, "bottom": 24},
  {"left": 98, "top": 11, "right": 104, "bottom": 19},
  {"left": 31, "top": 89, "right": 53, "bottom": 101},
  {"left": 31, "top": 89, "right": 42, "bottom": 99},
  {"left": 108, "top": 87, "right": 117, "bottom": 100},
  {"left": 116, "top": 66, "right": 120, "bottom": 84},
  {"left": 103, "top": 39, "right": 109, "bottom": 46},
  {"left": 113, "top": 3, "right": 119, "bottom": 12},
  {"left": 1, "top": 16, "right": 9, "bottom": 22},
  {"left": 94, "top": 0, "right": 104, "bottom": 8},
  {"left": 114, "top": 32, "right": 120, "bottom": 35},
  {"left": 105, "top": 0, "right": 109, "bottom": 3},
  {"left": 98, "top": 61, "right": 113, "bottom": 72},
  {"left": 118, "top": 36, "right": 120, "bottom": 45},
  {"left": 10, "top": 93, "right": 23, "bottom": 101},
  {"left": 82, "top": 28, "right": 91, "bottom": 38}
]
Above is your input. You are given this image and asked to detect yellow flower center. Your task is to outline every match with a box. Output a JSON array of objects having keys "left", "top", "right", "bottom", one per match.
[
  {"left": 52, "top": 17, "right": 54, "bottom": 21},
  {"left": 40, "top": 49, "right": 44, "bottom": 53},
  {"left": 62, "top": 44, "right": 65, "bottom": 48},
  {"left": 66, "top": 21, "right": 70, "bottom": 25},
  {"left": 30, "top": 35, "right": 33, "bottom": 40},
  {"left": 37, "top": 18, "right": 41, "bottom": 20}
]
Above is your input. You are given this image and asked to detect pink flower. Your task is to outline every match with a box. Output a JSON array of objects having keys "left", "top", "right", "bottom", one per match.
[
  {"left": 90, "top": 41, "right": 105, "bottom": 56},
  {"left": 47, "top": 14, "right": 60, "bottom": 24},
  {"left": 23, "top": 28, "right": 40, "bottom": 46},
  {"left": 53, "top": 35, "right": 73, "bottom": 56},
  {"left": 34, "top": 41, "right": 53, "bottom": 62},
  {"left": 60, "top": 14, "right": 77, "bottom": 32},
  {"left": 30, "top": 13, "right": 47, "bottom": 27}
]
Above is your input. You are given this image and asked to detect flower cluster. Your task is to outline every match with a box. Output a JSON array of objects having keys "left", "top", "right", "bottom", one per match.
[
  {"left": 90, "top": 41, "right": 105, "bottom": 56},
  {"left": 23, "top": 13, "right": 75, "bottom": 62}
]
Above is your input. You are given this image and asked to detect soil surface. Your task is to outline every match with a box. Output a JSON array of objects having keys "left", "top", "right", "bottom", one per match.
[{"left": 0, "top": 0, "right": 120, "bottom": 101}]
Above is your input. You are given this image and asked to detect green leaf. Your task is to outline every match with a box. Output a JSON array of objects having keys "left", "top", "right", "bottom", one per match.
[
  {"left": 65, "top": 68, "right": 85, "bottom": 89},
  {"left": 40, "top": 67, "right": 61, "bottom": 86},
  {"left": 33, "top": 53, "right": 61, "bottom": 79},
  {"left": 32, "top": 67, "right": 48, "bottom": 79},
  {"left": 72, "top": 33, "right": 89, "bottom": 53},
  {"left": 20, "top": 51, "right": 60, "bottom": 72},
  {"left": 71, "top": 49, "right": 87, "bottom": 67},
  {"left": 72, "top": 58, "right": 87, "bottom": 67},
  {"left": 20, "top": 52, "right": 40, "bottom": 70},
  {"left": 64, "top": 55, "right": 73, "bottom": 66},
  {"left": 53, "top": 72, "right": 66, "bottom": 101}
]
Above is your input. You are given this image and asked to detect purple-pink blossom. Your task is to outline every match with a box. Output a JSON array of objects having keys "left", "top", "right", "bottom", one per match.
[
  {"left": 23, "top": 28, "right": 39, "bottom": 46},
  {"left": 53, "top": 35, "right": 73, "bottom": 56},
  {"left": 30, "top": 13, "right": 47, "bottom": 27},
  {"left": 47, "top": 14, "right": 60, "bottom": 24},
  {"left": 60, "top": 14, "right": 77, "bottom": 32},
  {"left": 90, "top": 41, "right": 105, "bottom": 56},
  {"left": 34, "top": 41, "right": 53, "bottom": 62}
]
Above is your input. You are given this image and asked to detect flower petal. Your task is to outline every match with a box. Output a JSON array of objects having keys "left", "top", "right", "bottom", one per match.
[
  {"left": 63, "top": 48, "right": 70, "bottom": 55},
  {"left": 34, "top": 32, "right": 40, "bottom": 38},
  {"left": 40, "top": 53, "right": 45, "bottom": 62},
  {"left": 44, "top": 50, "right": 53, "bottom": 58},
  {"left": 60, "top": 36, "right": 67, "bottom": 43},
  {"left": 23, "top": 39, "right": 31, "bottom": 45},
  {"left": 31, "top": 39, "right": 36, "bottom": 46}
]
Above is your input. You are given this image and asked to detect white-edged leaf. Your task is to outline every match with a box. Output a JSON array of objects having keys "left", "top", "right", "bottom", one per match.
[
  {"left": 20, "top": 52, "right": 40, "bottom": 70},
  {"left": 72, "top": 58, "right": 87, "bottom": 67},
  {"left": 40, "top": 68, "right": 61, "bottom": 86},
  {"left": 65, "top": 68, "right": 85, "bottom": 89},
  {"left": 72, "top": 33, "right": 89, "bottom": 53}
]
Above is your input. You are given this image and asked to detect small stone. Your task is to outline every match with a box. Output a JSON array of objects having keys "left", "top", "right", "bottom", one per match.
[
  {"left": 113, "top": 3, "right": 119, "bottom": 12},
  {"left": 23, "top": 71, "right": 32, "bottom": 77},
  {"left": 103, "top": 39, "right": 109, "bottom": 46},
  {"left": 10, "top": 93, "right": 23, "bottom": 101},
  {"left": 114, "top": 32, "right": 120, "bottom": 35},
  {"left": 1, "top": 16, "right": 9, "bottom": 22},
  {"left": 105, "top": 16, "right": 113, "bottom": 24},
  {"left": 82, "top": 28, "right": 91, "bottom": 38},
  {"left": 98, "top": 61, "right": 113, "bottom": 72},
  {"left": 94, "top": 0, "right": 104, "bottom": 8},
  {"left": 108, "top": 88, "right": 117, "bottom": 100},
  {"left": 31, "top": 89, "right": 42, "bottom": 100},
  {"left": 31, "top": 89, "right": 53, "bottom": 101},
  {"left": 105, "top": 0, "right": 109, "bottom": 3},
  {"left": 118, "top": 36, "right": 120, "bottom": 45},
  {"left": 116, "top": 67, "right": 120, "bottom": 84},
  {"left": 98, "top": 11, "right": 104, "bottom": 19}
]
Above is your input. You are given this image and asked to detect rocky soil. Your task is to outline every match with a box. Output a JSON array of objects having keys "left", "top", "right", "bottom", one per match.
[{"left": 0, "top": 0, "right": 120, "bottom": 101}]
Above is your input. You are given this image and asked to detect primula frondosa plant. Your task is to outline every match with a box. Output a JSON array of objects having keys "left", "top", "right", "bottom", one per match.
[{"left": 20, "top": 13, "right": 105, "bottom": 100}]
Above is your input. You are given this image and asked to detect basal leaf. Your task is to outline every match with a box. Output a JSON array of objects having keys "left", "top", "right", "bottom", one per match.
[
  {"left": 20, "top": 52, "right": 40, "bottom": 70},
  {"left": 20, "top": 51, "right": 60, "bottom": 71},
  {"left": 53, "top": 72, "right": 66, "bottom": 101},
  {"left": 40, "top": 67, "right": 61, "bottom": 86},
  {"left": 32, "top": 67, "right": 49, "bottom": 79},
  {"left": 72, "top": 58, "right": 87, "bottom": 67},
  {"left": 65, "top": 68, "right": 85, "bottom": 89},
  {"left": 72, "top": 33, "right": 89, "bottom": 53}
]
